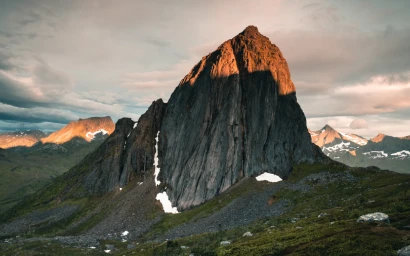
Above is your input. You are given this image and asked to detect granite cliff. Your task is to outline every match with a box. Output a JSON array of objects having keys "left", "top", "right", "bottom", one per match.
[{"left": 158, "top": 26, "right": 324, "bottom": 210}]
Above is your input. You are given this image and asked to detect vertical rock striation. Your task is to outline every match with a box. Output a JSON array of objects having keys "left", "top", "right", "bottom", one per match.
[
  {"left": 64, "top": 100, "right": 166, "bottom": 197},
  {"left": 158, "top": 26, "right": 324, "bottom": 210}
]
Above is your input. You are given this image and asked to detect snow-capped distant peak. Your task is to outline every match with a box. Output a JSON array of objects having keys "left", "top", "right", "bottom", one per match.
[{"left": 339, "top": 132, "right": 368, "bottom": 146}]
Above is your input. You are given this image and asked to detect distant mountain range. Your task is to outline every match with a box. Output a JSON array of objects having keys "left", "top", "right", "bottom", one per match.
[
  {"left": 41, "top": 116, "right": 115, "bottom": 145},
  {"left": 309, "top": 125, "right": 410, "bottom": 173},
  {"left": 0, "top": 130, "right": 48, "bottom": 149},
  {"left": 0, "top": 116, "right": 115, "bottom": 213}
]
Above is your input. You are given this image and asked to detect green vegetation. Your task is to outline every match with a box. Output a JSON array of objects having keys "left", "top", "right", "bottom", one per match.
[
  {"left": 0, "top": 240, "right": 102, "bottom": 256},
  {"left": 124, "top": 162, "right": 410, "bottom": 255},
  {"left": 1, "top": 162, "right": 410, "bottom": 255},
  {"left": 0, "top": 140, "right": 103, "bottom": 213}
]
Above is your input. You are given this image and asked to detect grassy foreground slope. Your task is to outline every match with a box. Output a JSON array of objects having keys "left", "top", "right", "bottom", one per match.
[{"left": 1, "top": 162, "right": 410, "bottom": 255}]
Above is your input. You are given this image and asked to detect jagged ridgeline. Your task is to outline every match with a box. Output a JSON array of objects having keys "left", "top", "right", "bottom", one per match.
[{"left": 6, "top": 26, "right": 325, "bottom": 215}]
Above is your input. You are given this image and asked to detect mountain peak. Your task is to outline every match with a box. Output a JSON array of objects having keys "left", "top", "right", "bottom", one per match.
[
  {"left": 41, "top": 116, "right": 115, "bottom": 144},
  {"left": 371, "top": 133, "right": 386, "bottom": 143},
  {"left": 160, "top": 26, "right": 323, "bottom": 210},
  {"left": 323, "top": 124, "right": 336, "bottom": 131},
  {"left": 179, "top": 26, "right": 295, "bottom": 96},
  {"left": 240, "top": 25, "right": 261, "bottom": 38}
]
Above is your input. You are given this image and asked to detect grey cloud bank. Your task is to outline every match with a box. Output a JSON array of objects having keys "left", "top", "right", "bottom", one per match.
[{"left": 0, "top": 0, "right": 409, "bottom": 138}]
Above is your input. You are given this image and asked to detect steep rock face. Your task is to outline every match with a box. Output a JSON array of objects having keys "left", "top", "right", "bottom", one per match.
[
  {"left": 63, "top": 100, "right": 166, "bottom": 197},
  {"left": 159, "top": 26, "right": 324, "bottom": 210},
  {"left": 41, "top": 116, "right": 115, "bottom": 144},
  {"left": 0, "top": 130, "right": 46, "bottom": 149},
  {"left": 119, "top": 99, "right": 166, "bottom": 187}
]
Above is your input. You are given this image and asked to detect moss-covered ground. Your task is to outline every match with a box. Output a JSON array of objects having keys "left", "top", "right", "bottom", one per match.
[{"left": 1, "top": 162, "right": 410, "bottom": 255}]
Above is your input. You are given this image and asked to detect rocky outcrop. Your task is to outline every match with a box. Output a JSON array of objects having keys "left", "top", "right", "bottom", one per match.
[
  {"left": 357, "top": 212, "right": 389, "bottom": 223},
  {"left": 41, "top": 116, "right": 115, "bottom": 144},
  {"left": 119, "top": 99, "right": 166, "bottom": 187},
  {"left": 63, "top": 100, "right": 166, "bottom": 197},
  {"left": 158, "top": 26, "right": 324, "bottom": 210}
]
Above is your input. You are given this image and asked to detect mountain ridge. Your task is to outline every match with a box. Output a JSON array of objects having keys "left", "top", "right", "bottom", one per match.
[
  {"left": 309, "top": 124, "right": 410, "bottom": 173},
  {"left": 0, "top": 130, "right": 47, "bottom": 149},
  {"left": 41, "top": 116, "right": 115, "bottom": 145}
]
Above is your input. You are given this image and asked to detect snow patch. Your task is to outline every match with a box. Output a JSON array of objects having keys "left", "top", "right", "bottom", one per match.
[
  {"left": 323, "top": 142, "right": 350, "bottom": 152},
  {"left": 154, "top": 132, "right": 161, "bottom": 186},
  {"left": 363, "top": 151, "right": 388, "bottom": 159},
  {"left": 104, "top": 250, "right": 111, "bottom": 253},
  {"left": 133, "top": 122, "right": 138, "bottom": 129},
  {"left": 121, "top": 231, "right": 129, "bottom": 236},
  {"left": 255, "top": 172, "right": 282, "bottom": 183},
  {"left": 156, "top": 191, "right": 179, "bottom": 214},
  {"left": 86, "top": 129, "right": 109, "bottom": 140},
  {"left": 391, "top": 150, "right": 410, "bottom": 159},
  {"left": 339, "top": 132, "right": 367, "bottom": 146},
  {"left": 153, "top": 132, "right": 179, "bottom": 214}
]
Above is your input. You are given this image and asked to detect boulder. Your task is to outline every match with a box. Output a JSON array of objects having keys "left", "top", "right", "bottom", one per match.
[
  {"left": 243, "top": 231, "right": 253, "bottom": 237},
  {"left": 398, "top": 245, "right": 410, "bottom": 256},
  {"left": 220, "top": 241, "right": 231, "bottom": 246},
  {"left": 356, "top": 212, "right": 389, "bottom": 223}
]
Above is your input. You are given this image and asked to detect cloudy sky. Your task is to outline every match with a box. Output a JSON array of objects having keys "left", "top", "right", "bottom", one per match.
[{"left": 0, "top": 0, "right": 409, "bottom": 138}]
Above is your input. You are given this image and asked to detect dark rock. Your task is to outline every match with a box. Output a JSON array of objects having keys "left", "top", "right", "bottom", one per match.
[
  {"left": 105, "top": 244, "right": 115, "bottom": 250},
  {"left": 158, "top": 25, "right": 325, "bottom": 210},
  {"left": 127, "top": 244, "right": 136, "bottom": 250},
  {"left": 120, "top": 99, "right": 166, "bottom": 187},
  {"left": 60, "top": 99, "right": 166, "bottom": 197}
]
